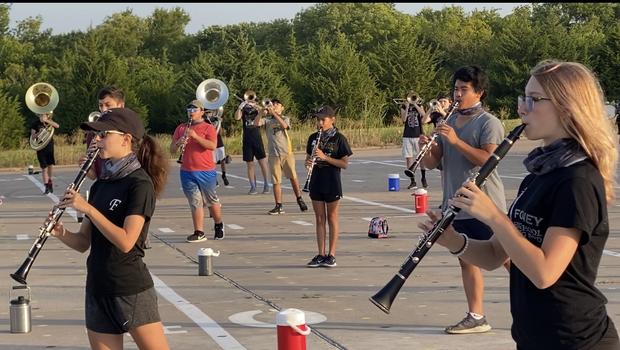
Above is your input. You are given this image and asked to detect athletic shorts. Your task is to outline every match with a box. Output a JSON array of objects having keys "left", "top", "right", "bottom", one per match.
[
  {"left": 452, "top": 218, "right": 494, "bottom": 241},
  {"left": 309, "top": 192, "right": 341, "bottom": 203},
  {"left": 269, "top": 154, "right": 297, "bottom": 184},
  {"left": 242, "top": 137, "right": 266, "bottom": 162},
  {"left": 180, "top": 170, "right": 220, "bottom": 209},
  {"left": 402, "top": 137, "right": 421, "bottom": 159},
  {"left": 37, "top": 145, "right": 55, "bottom": 168},
  {"left": 85, "top": 287, "right": 161, "bottom": 334},
  {"left": 213, "top": 147, "right": 226, "bottom": 163}
]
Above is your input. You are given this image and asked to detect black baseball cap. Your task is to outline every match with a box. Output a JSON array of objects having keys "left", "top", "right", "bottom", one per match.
[
  {"left": 314, "top": 105, "right": 335, "bottom": 118},
  {"left": 80, "top": 107, "right": 145, "bottom": 139}
]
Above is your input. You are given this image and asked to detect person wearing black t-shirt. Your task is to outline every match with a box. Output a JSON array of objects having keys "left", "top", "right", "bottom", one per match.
[
  {"left": 426, "top": 60, "right": 620, "bottom": 350},
  {"left": 234, "top": 94, "right": 271, "bottom": 194},
  {"left": 305, "top": 105, "right": 353, "bottom": 268},
  {"left": 427, "top": 96, "right": 452, "bottom": 128},
  {"left": 30, "top": 113, "right": 60, "bottom": 194},
  {"left": 400, "top": 96, "right": 430, "bottom": 189},
  {"left": 51, "top": 108, "right": 170, "bottom": 349}
]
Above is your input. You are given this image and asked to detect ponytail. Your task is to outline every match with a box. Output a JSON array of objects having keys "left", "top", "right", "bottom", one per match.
[{"left": 134, "top": 135, "right": 168, "bottom": 198}]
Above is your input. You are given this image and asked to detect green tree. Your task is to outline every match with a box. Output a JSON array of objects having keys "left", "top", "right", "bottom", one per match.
[
  {"left": 143, "top": 7, "right": 190, "bottom": 59},
  {"left": 129, "top": 55, "right": 182, "bottom": 133},
  {"left": 0, "top": 90, "right": 26, "bottom": 149},
  {"left": 48, "top": 33, "right": 147, "bottom": 134},
  {"left": 293, "top": 3, "right": 415, "bottom": 53},
  {"left": 366, "top": 28, "right": 441, "bottom": 123},
  {"left": 92, "top": 10, "right": 147, "bottom": 57},
  {"left": 295, "top": 33, "right": 385, "bottom": 125}
]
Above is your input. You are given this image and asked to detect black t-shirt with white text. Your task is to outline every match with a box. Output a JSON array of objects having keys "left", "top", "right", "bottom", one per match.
[
  {"left": 241, "top": 105, "right": 262, "bottom": 142},
  {"left": 402, "top": 105, "right": 422, "bottom": 138},
  {"left": 305, "top": 130, "right": 353, "bottom": 197},
  {"left": 86, "top": 168, "right": 156, "bottom": 297},
  {"left": 508, "top": 160, "right": 611, "bottom": 350}
]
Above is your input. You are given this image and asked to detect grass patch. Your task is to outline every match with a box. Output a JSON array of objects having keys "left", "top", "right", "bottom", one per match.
[{"left": 1, "top": 118, "right": 523, "bottom": 170}]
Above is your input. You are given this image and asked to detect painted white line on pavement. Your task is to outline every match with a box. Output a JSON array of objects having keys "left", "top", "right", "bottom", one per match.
[
  {"left": 151, "top": 274, "right": 247, "bottom": 350},
  {"left": 16, "top": 234, "right": 30, "bottom": 240},
  {"left": 158, "top": 227, "right": 174, "bottom": 233},
  {"left": 291, "top": 220, "right": 313, "bottom": 226},
  {"left": 218, "top": 171, "right": 620, "bottom": 260},
  {"left": 362, "top": 217, "right": 373, "bottom": 221},
  {"left": 226, "top": 224, "right": 244, "bottom": 230},
  {"left": 24, "top": 175, "right": 79, "bottom": 221},
  {"left": 604, "top": 249, "right": 620, "bottom": 257}
]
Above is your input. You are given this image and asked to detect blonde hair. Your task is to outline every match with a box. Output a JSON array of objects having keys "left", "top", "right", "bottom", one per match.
[{"left": 531, "top": 60, "right": 617, "bottom": 204}]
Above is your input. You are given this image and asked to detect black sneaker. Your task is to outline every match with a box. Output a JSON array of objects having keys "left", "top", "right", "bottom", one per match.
[
  {"left": 214, "top": 223, "right": 225, "bottom": 240},
  {"left": 407, "top": 180, "right": 417, "bottom": 190},
  {"left": 222, "top": 174, "right": 229, "bottom": 186},
  {"left": 297, "top": 197, "right": 308, "bottom": 212},
  {"left": 225, "top": 155, "right": 232, "bottom": 164},
  {"left": 307, "top": 254, "right": 325, "bottom": 268},
  {"left": 268, "top": 204, "right": 285, "bottom": 215},
  {"left": 321, "top": 255, "right": 337, "bottom": 267},
  {"left": 186, "top": 231, "right": 206, "bottom": 243},
  {"left": 421, "top": 178, "right": 428, "bottom": 188},
  {"left": 445, "top": 312, "right": 492, "bottom": 334}
]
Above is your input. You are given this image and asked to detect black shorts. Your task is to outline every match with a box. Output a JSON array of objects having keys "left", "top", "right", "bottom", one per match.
[
  {"left": 36, "top": 144, "right": 55, "bottom": 168},
  {"left": 309, "top": 192, "right": 342, "bottom": 203},
  {"left": 452, "top": 218, "right": 494, "bottom": 241},
  {"left": 217, "top": 133, "right": 224, "bottom": 148},
  {"left": 242, "top": 137, "right": 266, "bottom": 162},
  {"left": 85, "top": 287, "right": 161, "bottom": 334}
]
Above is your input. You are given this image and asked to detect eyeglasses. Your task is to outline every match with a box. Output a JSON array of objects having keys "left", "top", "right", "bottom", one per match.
[
  {"left": 95, "top": 130, "right": 126, "bottom": 138},
  {"left": 518, "top": 95, "right": 552, "bottom": 113},
  {"left": 187, "top": 107, "right": 201, "bottom": 113}
]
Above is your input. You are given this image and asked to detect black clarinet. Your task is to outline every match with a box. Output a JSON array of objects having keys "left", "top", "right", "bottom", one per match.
[
  {"left": 302, "top": 128, "right": 323, "bottom": 193},
  {"left": 10, "top": 147, "right": 101, "bottom": 285},
  {"left": 404, "top": 101, "right": 460, "bottom": 179},
  {"left": 371, "top": 123, "right": 526, "bottom": 314}
]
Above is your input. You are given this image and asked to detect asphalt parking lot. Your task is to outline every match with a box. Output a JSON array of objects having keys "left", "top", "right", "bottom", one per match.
[{"left": 1, "top": 140, "right": 619, "bottom": 350}]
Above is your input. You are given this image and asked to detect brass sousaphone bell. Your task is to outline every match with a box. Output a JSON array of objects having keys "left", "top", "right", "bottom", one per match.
[{"left": 25, "top": 82, "right": 59, "bottom": 151}]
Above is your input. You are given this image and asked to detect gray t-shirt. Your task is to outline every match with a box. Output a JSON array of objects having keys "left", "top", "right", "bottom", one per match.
[
  {"left": 438, "top": 111, "right": 507, "bottom": 220},
  {"left": 259, "top": 115, "right": 292, "bottom": 156}
]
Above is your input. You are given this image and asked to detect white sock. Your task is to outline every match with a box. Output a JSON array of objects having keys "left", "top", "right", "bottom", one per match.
[{"left": 469, "top": 312, "right": 484, "bottom": 320}]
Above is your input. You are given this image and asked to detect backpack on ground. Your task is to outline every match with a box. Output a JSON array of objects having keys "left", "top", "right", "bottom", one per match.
[{"left": 368, "top": 216, "right": 389, "bottom": 238}]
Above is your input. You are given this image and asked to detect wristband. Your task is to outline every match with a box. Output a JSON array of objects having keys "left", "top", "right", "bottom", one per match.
[{"left": 450, "top": 233, "right": 469, "bottom": 257}]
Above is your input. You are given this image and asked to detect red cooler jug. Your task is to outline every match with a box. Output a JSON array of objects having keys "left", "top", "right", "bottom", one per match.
[
  {"left": 413, "top": 188, "right": 428, "bottom": 214},
  {"left": 277, "top": 308, "right": 311, "bottom": 350}
]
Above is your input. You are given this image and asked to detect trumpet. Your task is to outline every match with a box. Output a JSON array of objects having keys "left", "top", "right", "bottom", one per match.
[
  {"left": 370, "top": 123, "right": 527, "bottom": 314},
  {"left": 302, "top": 128, "right": 323, "bottom": 193},
  {"left": 393, "top": 91, "right": 423, "bottom": 107},
  {"left": 428, "top": 99, "right": 439, "bottom": 111},
  {"left": 234, "top": 91, "right": 273, "bottom": 113},
  {"left": 11, "top": 145, "right": 101, "bottom": 285}
]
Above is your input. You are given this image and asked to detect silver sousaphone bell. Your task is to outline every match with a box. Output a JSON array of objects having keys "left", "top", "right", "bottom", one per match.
[{"left": 25, "top": 82, "right": 59, "bottom": 151}]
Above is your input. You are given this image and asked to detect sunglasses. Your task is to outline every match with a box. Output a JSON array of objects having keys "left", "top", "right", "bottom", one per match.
[
  {"left": 95, "top": 130, "right": 126, "bottom": 138},
  {"left": 518, "top": 95, "right": 552, "bottom": 113},
  {"left": 187, "top": 107, "right": 201, "bottom": 113}
]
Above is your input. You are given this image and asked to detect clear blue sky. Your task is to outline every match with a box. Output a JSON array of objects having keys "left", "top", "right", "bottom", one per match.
[{"left": 7, "top": 3, "right": 529, "bottom": 35}]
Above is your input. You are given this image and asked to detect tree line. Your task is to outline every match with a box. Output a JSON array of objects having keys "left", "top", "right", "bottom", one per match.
[{"left": 1, "top": 3, "right": 619, "bottom": 149}]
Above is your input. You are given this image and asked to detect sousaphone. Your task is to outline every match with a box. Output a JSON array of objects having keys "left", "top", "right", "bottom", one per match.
[
  {"left": 25, "top": 82, "right": 59, "bottom": 151},
  {"left": 196, "top": 78, "right": 229, "bottom": 111}
]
